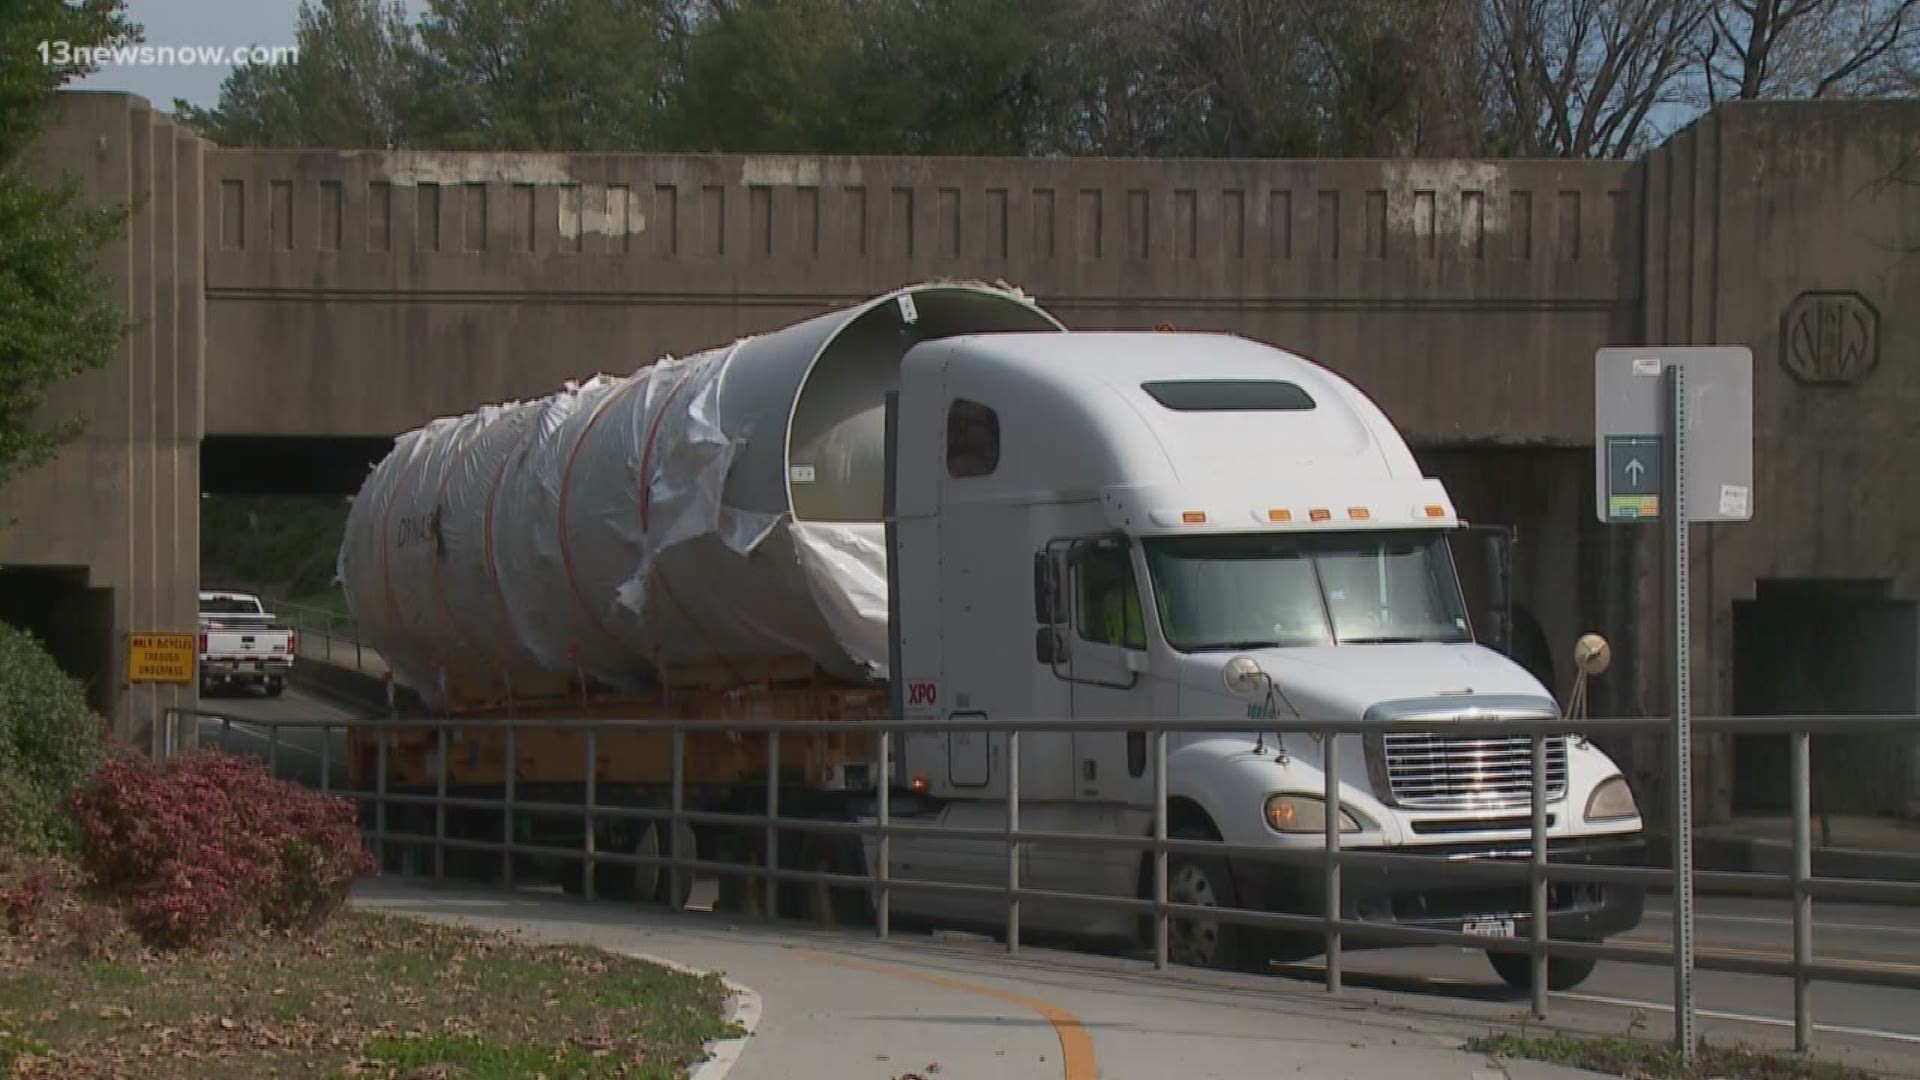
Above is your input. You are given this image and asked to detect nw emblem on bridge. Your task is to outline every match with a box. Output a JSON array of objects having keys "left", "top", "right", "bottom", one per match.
[{"left": 1780, "top": 290, "right": 1879, "bottom": 387}]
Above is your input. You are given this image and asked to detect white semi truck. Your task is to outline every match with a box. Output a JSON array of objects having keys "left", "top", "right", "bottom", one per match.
[{"left": 340, "top": 281, "right": 1644, "bottom": 990}]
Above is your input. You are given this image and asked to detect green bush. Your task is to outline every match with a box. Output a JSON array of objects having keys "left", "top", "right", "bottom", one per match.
[{"left": 0, "top": 621, "right": 107, "bottom": 854}]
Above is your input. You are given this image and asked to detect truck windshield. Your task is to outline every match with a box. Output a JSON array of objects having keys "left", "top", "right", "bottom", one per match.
[{"left": 1143, "top": 531, "right": 1472, "bottom": 651}]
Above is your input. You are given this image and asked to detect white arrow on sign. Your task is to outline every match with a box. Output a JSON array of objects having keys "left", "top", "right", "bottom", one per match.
[{"left": 1625, "top": 458, "right": 1646, "bottom": 483}]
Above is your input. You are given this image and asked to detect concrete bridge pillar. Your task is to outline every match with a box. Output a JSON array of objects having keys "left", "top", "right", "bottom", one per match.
[{"left": 0, "top": 92, "right": 206, "bottom": 746}]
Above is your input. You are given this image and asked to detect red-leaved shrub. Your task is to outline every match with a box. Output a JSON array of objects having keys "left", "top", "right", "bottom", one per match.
[{"left": 68, "top": 749, "right": 375, "bottom": 947}]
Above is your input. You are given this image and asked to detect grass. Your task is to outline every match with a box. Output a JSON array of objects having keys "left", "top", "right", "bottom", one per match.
[
  {"left": 0, "top": 904, "right": 737, "bottom": 1079},
  {"left": 1468, "top": 1031, "right": 1884, "bottom": 1080}
]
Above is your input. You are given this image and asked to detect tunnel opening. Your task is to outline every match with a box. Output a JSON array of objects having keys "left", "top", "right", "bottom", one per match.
[
  {"left": 199, "top": 436, "right": 390, "bottom": 608},
  {"left": 1733, "top": 579, "right": 1919, "bottom": 817},
  {"left": 0, "top": 565, "right": 116, "bottom": 716},
  {"left": 785, "top": 286, "right": 1064, "bottom": 522},
  {"left": 1413, "top": 447, "right": 1594, "bottom": 701},
  {"left": 201, "top": 435, "right": 396, "bottom": 497}
]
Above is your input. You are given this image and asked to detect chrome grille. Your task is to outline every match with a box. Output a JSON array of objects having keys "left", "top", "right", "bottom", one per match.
[{"left": 1380, "top": 733, "right": 1568, "bottom": 810}]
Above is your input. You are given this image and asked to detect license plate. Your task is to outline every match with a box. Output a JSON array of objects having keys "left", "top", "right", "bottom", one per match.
[{"left": 1463, "top": 918, "right": 1517, "bottom": 938}]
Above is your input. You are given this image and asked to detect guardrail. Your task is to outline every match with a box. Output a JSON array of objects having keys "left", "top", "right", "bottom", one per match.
[
  {"left": 268, "top": 598, "right": 383, "bottom": 676},
  {"left": 160, "top": 705, "right": 1920, "bottom": 1056}
]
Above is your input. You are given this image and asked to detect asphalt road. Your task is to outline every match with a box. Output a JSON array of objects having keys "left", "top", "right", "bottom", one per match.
[
  {"left": 1262, "top": 892, "right": 1920, "bottom": 1075},
  {"left": 195, "top": 684, "right": 355, "bottom": 789},
  {"left": 205, "top": 686, "right": 1920, "bottom": 1074}
]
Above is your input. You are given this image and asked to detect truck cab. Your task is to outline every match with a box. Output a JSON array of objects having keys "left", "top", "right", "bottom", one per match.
[{"left": 885, "top": 329, "right": 1645, "bottom": 988}]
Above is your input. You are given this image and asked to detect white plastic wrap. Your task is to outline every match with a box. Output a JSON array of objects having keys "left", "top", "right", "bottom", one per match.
[{"left": 338, "top": 282, "right": 1063, "bottom": 709}]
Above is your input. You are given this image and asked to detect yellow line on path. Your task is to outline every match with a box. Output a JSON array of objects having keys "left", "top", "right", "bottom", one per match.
[
  {"left": 789, "top": 946, "right": 1099, "bottom": 1080},
  {"left": 1615, "top": 937, "right": 1920, "bottom": 974}
]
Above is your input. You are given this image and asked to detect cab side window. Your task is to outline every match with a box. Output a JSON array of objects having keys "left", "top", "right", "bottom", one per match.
[
  {"left": 946, "top": 399, "right": 1000, "bottom": 478},
  {"left": 1074, "top": 543, "right": 1146, "bottom": 649}
]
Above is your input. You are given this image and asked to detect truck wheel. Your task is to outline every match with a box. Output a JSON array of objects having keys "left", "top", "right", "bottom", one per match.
[
  {"left": 714, "top": 836, "right": 765, "bottom": 917},
  {"left": 265, "top": 678, "right": 284, "bottom": 698},
  {"left": 628, "top": 822, "right": 661, "bottom": 904},
  {"left": 1487, "top": 946, "right": 1598, "bottom": 992},
  {"left": 1166, "top": 827, "right": 1262, "bottom": 973},
  {"left": 788, "top": 835, "right": 868, "bottom": 926},
  {"left": 652, "top": 821, "right": 696, "bottom": 910}
]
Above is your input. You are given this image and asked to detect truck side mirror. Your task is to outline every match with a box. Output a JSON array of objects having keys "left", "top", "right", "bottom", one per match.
[
  {"left": 1035, "top": 626, "right": 1067, "bottom": 664},
  {"left": 1448, "top": 524, "right": 1514, "bottom": 656},
  {"left": 1033, "top": 552, "right": 1059, "bottom": 624}
]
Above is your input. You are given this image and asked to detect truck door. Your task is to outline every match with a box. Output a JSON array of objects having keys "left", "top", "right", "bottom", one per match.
[{"left": 1065, "top": 537, "right": 1155, "bottom": 803}]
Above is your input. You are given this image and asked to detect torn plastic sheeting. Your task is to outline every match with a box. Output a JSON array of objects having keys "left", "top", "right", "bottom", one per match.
[
  {"left": 338, "top": 348, "right": 889, "bottom": 706},
  {"left": 793, "top": 522, "right": 890, "bottom": 679},
  {"left": 338, "top": 280, "right": 1060, "bottom": 708}
]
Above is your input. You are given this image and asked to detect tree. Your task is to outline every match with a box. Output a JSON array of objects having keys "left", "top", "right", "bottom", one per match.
[
  {"left": 1698, "top": 0, "right": 1919, "bottom": 102},
  {"left": 0, "top": 0, "right": 136, "bottom": 492},
  {"left": 176, "top": 0, "right": 416, "bottom": 148},
  {"left": 408, "top": 0, "right": 686, "bottom": 150},
  {"left": 666, "top": 0, "right": 1086, "bottom": 155},
  {"left": 180, "top": 0, "right": 687, "bottom": 151},
  {"left": 1482, "top": 0, "right": 1713, "bottom": 158}
]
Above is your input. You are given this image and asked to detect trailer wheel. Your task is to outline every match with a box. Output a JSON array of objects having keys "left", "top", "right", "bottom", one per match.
[
  {"left": 628, "top": 822, "right": 661, "bottom": 904},
  {"left": 788, "top": 835, "right": 868, "bottom": 926},
  {"left": 714, "top": 831, "right": 765, "bottom": 917},
  {"left": 1166, "top": 826, "right": 1263, "bottom": 973},
  {"left": 1486, "top": 946, "right": 1598, "bottom": 992},
  {"left": 652, "top": 820, "right": 696, "bottom": 910}
]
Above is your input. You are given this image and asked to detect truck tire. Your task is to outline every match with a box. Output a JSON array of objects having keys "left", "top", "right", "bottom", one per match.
[
  {"left": 1486, "top": 946, "right": 1598, "bottom": 992},
  {"left": 714, "top": 834, "right": 763, "bottom": 916},
  {"left": 628, "top": 821, "right": 661, "bottom": 904},
  {"left": 787, "top": 835, "right": 869, "bottom": 926},
  {"left": 265, "top": 678, "right": 284, "bottom": 698},
  {"left": 1165, "top": 826, "right": 1264, "bottom": 973},
  {"left": 653, "top": 821, "right": 696, "bottom": 910}
]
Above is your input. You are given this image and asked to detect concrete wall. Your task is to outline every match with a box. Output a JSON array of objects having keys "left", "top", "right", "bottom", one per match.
[
  {"left": 0, "top": 93, "right": 207, "bottom": 744},
  {"left": 200, "top": 151, "right": 1635, "bottom": 446},
  {"left": 1637, "top": 101, "right": 1920, "bottom": 821}
]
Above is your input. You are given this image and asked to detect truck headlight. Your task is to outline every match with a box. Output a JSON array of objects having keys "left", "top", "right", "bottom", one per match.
[
  {"left": 1265, "top": 794, "right": 1360, "bottom": 834},
  {"left": 1584, "top": 775, "right": 1639, "bottom": 822}
]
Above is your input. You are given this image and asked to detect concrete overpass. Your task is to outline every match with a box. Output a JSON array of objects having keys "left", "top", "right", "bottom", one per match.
[{"left": 5, "top": 90, "right": 1917, "bottom": 824}]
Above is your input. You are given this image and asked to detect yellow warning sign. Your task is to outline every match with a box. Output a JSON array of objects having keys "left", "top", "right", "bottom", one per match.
[{"left": 127, "top": 632, "right": 195, "bottom": 684}]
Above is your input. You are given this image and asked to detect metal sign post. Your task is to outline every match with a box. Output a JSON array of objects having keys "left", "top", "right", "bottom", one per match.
[
  {"left": 1663, "top": 364, "right": 1696, "bottom": 1060},
  {"left": 1595, "top": 345, "right": 1752, "bottom": 1064}
]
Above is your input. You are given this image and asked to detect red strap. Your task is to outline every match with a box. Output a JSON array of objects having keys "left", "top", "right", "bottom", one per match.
[
  {"left": 557, "top": 378, "right": 647, "bottom": 660},
  {"left": 378, "top": 441, "right": 431, "bottom": 661},
  {"left": 431, "top": 410, "right": 510, "bottom": 679},
  {"left": 638, "top": 369, "right": 698, "bottom": 531},
  {"left": 482, "top": 420, "right": 537, "bottom": 667}
]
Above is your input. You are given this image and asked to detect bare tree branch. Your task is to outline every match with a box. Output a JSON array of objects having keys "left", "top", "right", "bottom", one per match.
[{"left": 1701, "top": 0, "right": 1919, "bottom": 99}]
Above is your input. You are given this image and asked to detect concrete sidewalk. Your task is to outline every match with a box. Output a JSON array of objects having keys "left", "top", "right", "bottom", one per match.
[{"left": 353, "top": 878, "right": 1603, "bottom": 1080}]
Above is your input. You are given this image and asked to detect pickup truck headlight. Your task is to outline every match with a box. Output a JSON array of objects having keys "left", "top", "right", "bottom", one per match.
[
  {"left": 1265, "top": 794, "right": 1360, "bottom": 834},
  {"left": 1584, "top": 775, "right": 1639, "bottom": 822}
]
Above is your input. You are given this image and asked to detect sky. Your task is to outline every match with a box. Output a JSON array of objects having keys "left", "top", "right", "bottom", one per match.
[{"left": 69, "top": 0, "right": 309, "bottom": 111}]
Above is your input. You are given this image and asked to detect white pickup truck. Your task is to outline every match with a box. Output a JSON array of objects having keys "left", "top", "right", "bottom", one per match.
[{"left": 197, "top": 590, "right": 295, "bottom": 697}]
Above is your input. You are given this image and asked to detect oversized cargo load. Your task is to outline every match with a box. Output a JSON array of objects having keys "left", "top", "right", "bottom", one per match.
[{"left": 338, "top": 282, "right": 1065, "bottom": 709}]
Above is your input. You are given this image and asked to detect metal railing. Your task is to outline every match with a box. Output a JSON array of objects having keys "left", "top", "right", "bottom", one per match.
[
  {"left": 266, "top": 598, "right": 382, "bottom": 676},
  {"left": 159, "top": 705, "right": 1920, "bottom": 1055}
]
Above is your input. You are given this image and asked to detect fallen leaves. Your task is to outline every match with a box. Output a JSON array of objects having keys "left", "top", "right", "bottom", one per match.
[{"left": 1, "top": 908, "right": 731, "bottom": 1078}]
